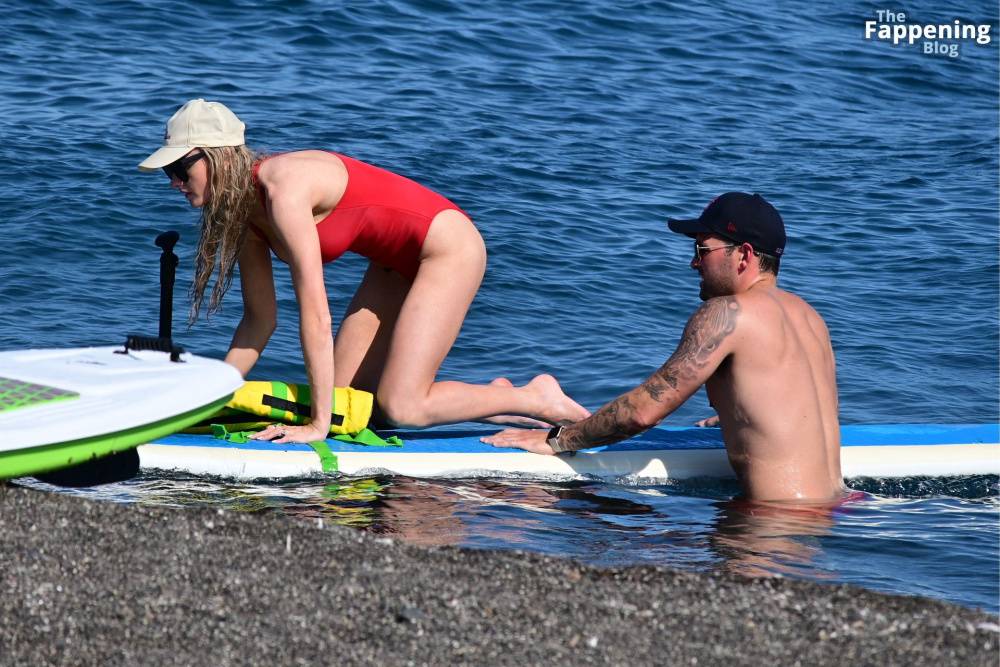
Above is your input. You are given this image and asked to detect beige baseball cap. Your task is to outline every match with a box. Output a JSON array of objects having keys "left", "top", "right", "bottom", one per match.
[{"left": 138, "top": 99, "right": 246, "bottom": 171}]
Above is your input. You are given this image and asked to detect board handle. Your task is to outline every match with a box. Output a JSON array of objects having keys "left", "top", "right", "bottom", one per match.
[
  {"left": 155, "top": 230, "right": 180, "bottom": 340},
  {"left": 119, "top": 231, "right": 185, "bottom": 361}
]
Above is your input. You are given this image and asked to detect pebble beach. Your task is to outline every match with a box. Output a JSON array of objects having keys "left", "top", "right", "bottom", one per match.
[{"left": 2, "top": 484, "right": 996, "bottom": 666}]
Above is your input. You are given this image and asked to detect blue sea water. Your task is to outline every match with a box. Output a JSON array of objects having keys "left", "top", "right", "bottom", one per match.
[{"left": 1, "top": 0, "right": 997, "bottom": 612}]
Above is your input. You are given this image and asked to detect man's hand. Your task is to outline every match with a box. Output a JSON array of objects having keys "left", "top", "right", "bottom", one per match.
[
  {"left": 481, "top": 428, "right": 556, "bottom": 455},
  {"left": 250, "top": 422, "right": 329, "bottom": 444}
]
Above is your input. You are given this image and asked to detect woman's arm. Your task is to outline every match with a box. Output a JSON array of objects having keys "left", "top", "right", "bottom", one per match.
[
  {"left": 225, "top": 234, "right": 278, "bottom": 377},
  {"left": 253, "top": 163, "right": 334, "bottom": 441}
]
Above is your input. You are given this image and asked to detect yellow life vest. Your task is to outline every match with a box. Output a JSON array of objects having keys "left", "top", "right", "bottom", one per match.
[{"left": 183, "top": 381, "right": 373, "bottom": 436}]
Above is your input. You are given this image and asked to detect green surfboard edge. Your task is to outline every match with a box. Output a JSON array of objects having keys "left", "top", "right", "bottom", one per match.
[{"left": 0, "top": 393, "right": 235, "bottom": 480}]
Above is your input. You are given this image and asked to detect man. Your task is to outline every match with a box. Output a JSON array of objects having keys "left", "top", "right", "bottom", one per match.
[{"left": 483, "top": 193, "right": 844, "bottom": 502}]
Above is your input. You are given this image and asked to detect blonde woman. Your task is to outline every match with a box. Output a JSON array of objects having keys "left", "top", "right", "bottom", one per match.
[{"left": 139, "top": 99, "right": 589, "bottom": 443}]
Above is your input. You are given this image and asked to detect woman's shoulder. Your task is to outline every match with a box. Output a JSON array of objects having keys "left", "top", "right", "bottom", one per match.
[{"left": 254, "top": 150, "right": 347, "bottom": 189}]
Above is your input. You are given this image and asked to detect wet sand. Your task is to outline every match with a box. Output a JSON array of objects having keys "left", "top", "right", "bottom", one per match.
[{"left": 2, "top": 484, "right": 997, "bottom": 666}]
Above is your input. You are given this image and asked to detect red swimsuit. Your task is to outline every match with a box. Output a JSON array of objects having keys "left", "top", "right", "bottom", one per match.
[{"left": 250, "top": 152, "right": 464, "bottom": 281}]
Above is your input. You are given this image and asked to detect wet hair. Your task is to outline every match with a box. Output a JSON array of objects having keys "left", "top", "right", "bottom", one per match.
[
  {"left": 725, "top": 245, "right": 781, "bottom": 276},
  {"left": 188, "top": 144, "right": 263, "bottom": 323}
]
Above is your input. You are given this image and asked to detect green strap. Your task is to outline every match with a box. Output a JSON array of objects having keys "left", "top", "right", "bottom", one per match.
[
  {"left": 307, "top": 440, "right": 338, "bottom": 473},
  {"left": 268, "top": 381, "right": 289, "bottom": 421},
  {"left": 210, "top": 424, "right": 401, "bottom": 448},
  {"left": 208, "top": 425, "right": 383, "bottom": 472},
  {"left": 210, "top": 425, "right": 339, "bottom": 473},
  {"left": 211, "top": 424, "right": 251, "bottom": 443},
  {"left": 332, "top": 428, "right": 403, "bottom": 448}
]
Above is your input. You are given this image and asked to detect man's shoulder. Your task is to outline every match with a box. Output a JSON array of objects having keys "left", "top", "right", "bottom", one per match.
[
  {"left": 731, "top": 287, "right": 830, "bottom": 333},
  {"left": 691, "top": 295, "right": 741, "bottom": 319},
  {"left": 685, "top": 296, "right": 742, "bottom": 337},
  {"left": 768, "top": 287, "right": 825, "bottom": 319}
]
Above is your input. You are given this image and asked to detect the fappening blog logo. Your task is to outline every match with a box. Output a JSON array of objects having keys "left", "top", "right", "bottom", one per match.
[{"left": 864, "top": 9, "right": 993, "bottom": 58}]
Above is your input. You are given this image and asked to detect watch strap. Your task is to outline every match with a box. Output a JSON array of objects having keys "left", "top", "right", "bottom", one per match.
[{"left": 546, "top": 425, "right": 567, "bottom": 452}]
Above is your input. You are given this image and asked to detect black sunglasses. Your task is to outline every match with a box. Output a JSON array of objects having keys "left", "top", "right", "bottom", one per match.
[{"left": 163, "top": 150, "right": 206, "bottom": 183}]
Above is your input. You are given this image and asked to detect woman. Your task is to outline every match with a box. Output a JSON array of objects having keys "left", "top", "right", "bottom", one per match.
[{"left": 139, "top": 99, "right": 589, "bottom": 443}]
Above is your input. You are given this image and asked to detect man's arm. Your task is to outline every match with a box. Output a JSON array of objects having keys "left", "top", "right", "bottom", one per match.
[{"left": 482, "top": 296, "right": 741, "bottom": 454}]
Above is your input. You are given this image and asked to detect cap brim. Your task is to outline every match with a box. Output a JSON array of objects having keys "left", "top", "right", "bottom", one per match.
[
  {"left": 666, "top": 217, "right": 709, "bottom": 237},
  {"left": 138, "top": 145, "right": 192, "bottom": 172}
]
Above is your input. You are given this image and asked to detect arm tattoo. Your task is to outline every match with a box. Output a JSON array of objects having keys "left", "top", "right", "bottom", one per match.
[
  {"left": 555, "top": 297, "right": 740, "bottom": 453},
  {"left": 663, "top": 296, "right": 739, "bottom": 383},
  {"left": 557, "top": 393, "right": 641, "bottom": 452},
  {"left": 642, "top": 380, "right": 667, "bottom": 401}
]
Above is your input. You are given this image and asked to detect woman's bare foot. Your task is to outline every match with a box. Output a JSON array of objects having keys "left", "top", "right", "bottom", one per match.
[
  {"left": 478, "top": 378, "right": 553, "bottom": 428},
  {"left": 526, "top": 374, "right": 591, "bottom": 425}
]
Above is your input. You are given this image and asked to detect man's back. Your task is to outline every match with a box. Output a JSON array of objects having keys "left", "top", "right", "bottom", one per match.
[{"left": 706, "top": 285, "right": 843, "bottom": 501}]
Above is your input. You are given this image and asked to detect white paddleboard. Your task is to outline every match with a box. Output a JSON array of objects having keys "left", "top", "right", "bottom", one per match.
[
  {"left": 0, "top": 346, "right": 244, "bottom": 479},
  {"left": 140, "top": 423, "right": 1000, "bottom": 482}
]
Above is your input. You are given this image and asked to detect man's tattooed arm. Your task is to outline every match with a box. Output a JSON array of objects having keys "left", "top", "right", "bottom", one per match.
[
  {"left": 554, "top": 297, "right": 740, "bottom": 453},
  {"left": 554, "top": 392, "right": 644, "bottom": 451}
]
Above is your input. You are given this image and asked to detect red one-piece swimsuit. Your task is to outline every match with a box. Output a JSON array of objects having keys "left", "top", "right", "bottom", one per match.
[{"left": 250, "top": 152, "right": 464, "bottom": 281}]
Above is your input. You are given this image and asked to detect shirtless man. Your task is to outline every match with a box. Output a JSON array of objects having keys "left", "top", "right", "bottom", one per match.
[{"left": 483, "top": 193, "right": 845, "bottom": 502}]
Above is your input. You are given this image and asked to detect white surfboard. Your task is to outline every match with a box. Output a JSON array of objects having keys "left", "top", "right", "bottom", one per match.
[{"left": 0, "top": 346, "right": 244, "bottom": 479}]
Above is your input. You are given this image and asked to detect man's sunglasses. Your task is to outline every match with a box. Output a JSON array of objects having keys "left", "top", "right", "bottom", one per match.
[
  {"left": 163, "top": 151, "right": 206, "bottom": 183},
  {"left": 693, "top": 242, "right": 739, "bottom": 260}
]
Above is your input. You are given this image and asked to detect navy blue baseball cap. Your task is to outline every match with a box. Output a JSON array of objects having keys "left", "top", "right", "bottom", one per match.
[{"left": 667, "top": 192, "right": 786, "bottom": 257}]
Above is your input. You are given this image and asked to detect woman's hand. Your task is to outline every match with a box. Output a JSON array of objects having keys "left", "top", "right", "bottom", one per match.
[{"left": 250, "top": 422, "right": 330, "bottom": 444}]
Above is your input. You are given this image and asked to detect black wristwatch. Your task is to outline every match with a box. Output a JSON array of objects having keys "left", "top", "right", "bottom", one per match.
[{"left": 546, "top": 425, "right": 565, "bottom": 452}]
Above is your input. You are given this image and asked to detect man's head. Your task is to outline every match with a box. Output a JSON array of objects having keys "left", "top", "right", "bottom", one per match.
[{"left": 668, "top": 193, "right": 785, "bottom": 299}]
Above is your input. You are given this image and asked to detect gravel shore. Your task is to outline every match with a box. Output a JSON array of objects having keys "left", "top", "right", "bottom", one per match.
[{"left": 1, "top": 484, "right": 997, "bottom": 666}]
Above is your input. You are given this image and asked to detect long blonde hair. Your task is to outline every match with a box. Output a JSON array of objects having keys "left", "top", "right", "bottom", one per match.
[{"left": 188, "top": 144, "right": 262, "bottom": 323}]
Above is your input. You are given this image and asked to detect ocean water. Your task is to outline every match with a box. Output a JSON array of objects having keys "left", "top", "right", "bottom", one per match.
[{"left": 1, "top": 0, "right": 997, "bottom": 612}]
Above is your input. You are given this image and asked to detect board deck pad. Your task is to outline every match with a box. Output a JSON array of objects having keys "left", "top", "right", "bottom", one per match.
[{"left": 0, "top": 376, "right": 78, "bottom": 413}]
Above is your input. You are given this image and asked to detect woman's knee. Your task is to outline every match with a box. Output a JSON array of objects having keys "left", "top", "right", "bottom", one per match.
[{"left": 376, "top": 391, "right": 432, "bottom": 429}]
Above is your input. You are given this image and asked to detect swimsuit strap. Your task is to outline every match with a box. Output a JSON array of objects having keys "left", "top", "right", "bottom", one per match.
[
  {"left": 250, "top": 154, "right": 277, "bottom": 208},
  {"left": 247, "top": 155, "right": 280, "bottom": 240}
]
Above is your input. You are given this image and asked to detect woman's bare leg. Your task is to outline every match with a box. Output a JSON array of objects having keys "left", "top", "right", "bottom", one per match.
[
  {"left": 376, "top": 210, "right": 590, "bottom": 428},
  {"left": 333, "top": 263, "right": 409, "bottom": 393},
  {"left": 335, "top": 272, "right": 553, "bottom": 427}
]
